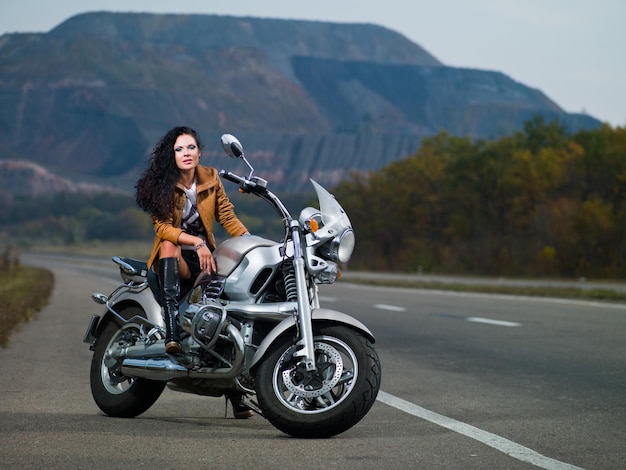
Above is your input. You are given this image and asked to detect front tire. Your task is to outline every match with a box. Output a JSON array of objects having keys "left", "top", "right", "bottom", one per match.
[
  {"left": 90, "top": 306, "right": 165, "bottom": 417},
  {"left": 255, "top": 324, "right": 381, "bottom": 438}
]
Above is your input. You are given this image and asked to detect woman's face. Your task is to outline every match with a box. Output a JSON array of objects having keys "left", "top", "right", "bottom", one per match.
[{"left": 173, "top": 133, "right": 201, "bottom": 171}]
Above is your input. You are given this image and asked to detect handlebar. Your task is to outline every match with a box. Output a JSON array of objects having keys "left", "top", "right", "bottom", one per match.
[
  {"left": 220, "top": 170, "right": 245, "bottom": 185},
  {"left": 219, "top": 169, "right": 291, "bottom": 224},
  {"left": 219, "top": 170, "right": 268, "bottom": 195}
]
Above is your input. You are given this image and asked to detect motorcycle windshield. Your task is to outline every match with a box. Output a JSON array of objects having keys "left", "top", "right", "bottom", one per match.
[{"left": 310, "top": 179, "right": 352, "bottom": 238}]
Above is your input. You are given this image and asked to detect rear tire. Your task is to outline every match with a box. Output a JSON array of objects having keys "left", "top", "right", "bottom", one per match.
[
  {"left": 255, "top": 324, "right": 381, "bottom": 438},
  {"left": 90, "top": 306, "right": 165, "bottom": 417}
]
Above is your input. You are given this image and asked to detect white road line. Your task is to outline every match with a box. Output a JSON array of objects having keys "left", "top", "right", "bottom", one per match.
[
  {"left": 377, "top": 391, "right": 585, "bottom": 470},
  {"left": 374, "top": 304, "right": 406, "bottom": 312},
  {"left": 467, "top": 317, "right": 522, "bottom": 327}
]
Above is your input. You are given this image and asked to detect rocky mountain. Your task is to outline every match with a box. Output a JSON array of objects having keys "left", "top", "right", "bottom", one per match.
[
  {"left": 0, "top": 160, "right": 125, "bottom": 196},
  {"left": 0, "top": 12, "right": 601, "bottom": 194}
]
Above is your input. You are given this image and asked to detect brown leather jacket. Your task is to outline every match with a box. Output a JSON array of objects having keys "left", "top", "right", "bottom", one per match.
[{"left": 147, "top": 165, "right": 248, "bottom": 269}]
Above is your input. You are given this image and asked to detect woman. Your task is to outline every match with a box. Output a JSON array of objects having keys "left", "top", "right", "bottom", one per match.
[
  {"left": 136, "top": 125, "right": 249, "bottom": 352},
  {"left": 136, "top": 126, "right": 252, "bottom": 417}
]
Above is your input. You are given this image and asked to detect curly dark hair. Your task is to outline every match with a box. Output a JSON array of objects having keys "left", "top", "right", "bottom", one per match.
[{"left": 135, "top": 126, "right": 203, "bottom": 221}]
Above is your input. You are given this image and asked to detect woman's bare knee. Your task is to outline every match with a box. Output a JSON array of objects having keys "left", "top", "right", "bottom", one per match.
[{"left": 159, "top": 240, "right": 178, "bottom": 258}]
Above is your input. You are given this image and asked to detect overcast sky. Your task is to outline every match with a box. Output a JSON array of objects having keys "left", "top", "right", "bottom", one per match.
[{"left": 1, "top": 0, "right": 624, "bottom": 127}]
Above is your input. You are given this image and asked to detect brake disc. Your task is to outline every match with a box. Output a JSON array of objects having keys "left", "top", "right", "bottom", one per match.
[{"left": 282, "top": 342, "right": 344, "bottom": 398}]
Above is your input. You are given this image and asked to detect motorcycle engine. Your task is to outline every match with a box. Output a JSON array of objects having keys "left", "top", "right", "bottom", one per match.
[{"left": 181, "top": 300, "right": 227, "bottom": 350}]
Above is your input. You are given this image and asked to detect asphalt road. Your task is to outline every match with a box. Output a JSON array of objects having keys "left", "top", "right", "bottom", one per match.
[{"left": 1, "top": 254, "right": 624, "bottom": 469}]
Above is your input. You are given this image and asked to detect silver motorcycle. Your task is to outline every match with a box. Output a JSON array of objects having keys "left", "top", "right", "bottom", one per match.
[{"left": 83, "top": 134, "right": 381, "bottom": 438}]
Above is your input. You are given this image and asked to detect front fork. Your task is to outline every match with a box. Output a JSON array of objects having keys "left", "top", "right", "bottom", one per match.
[{"left": 290, "top": 221, "right": 317, "bottom": 371}]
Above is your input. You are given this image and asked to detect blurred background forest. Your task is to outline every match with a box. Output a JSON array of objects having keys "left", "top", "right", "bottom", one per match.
[
  {"left": 1, "top": 117, "right": 625, "bottom": 279},
  {"left": 335, "top": 117, "right": 626, "bottom": 278}
]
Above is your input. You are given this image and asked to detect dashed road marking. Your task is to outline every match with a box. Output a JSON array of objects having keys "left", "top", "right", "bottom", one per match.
[
  {"left": 374, "top": 304, "right": 406, "bottom": 312},
  {"left": 466, "top": 317, "right": 521, "bottom": 327}
]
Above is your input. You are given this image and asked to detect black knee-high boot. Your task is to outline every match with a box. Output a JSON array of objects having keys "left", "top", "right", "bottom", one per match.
[{"left": 158, "top": 257, "right": 182, "bottom": 355}]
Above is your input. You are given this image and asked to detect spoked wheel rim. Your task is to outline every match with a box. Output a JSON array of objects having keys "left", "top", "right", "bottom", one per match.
[
  {"left": 271, "top": 335, "right": 358, "bottom": 414},
  {"left": 100, "top": 323, "right": 142, "bottom": 395}
]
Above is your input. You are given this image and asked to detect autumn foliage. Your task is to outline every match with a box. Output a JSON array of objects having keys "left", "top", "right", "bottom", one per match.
[{"left": 334, "top": 117, "right": 626, "bottom": 278}]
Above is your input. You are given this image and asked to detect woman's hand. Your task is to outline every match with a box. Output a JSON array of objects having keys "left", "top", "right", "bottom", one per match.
[{"left": 195, "top": 243, "right": 216, "bottom": 274}]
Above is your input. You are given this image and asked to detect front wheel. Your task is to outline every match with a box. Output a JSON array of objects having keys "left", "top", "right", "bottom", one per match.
[
  {"left": 90, "top": 306, "right": 165, "bottom": 417},
  {"left": 255, "top": 324, "right": 381, "bottom": 438}
]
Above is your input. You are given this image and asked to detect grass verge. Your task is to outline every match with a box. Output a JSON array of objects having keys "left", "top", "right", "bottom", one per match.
[
  {"left": 0, "top": 265, "right": 55, "bottom": 348},
  {"left": 341, "top": 278, "right": 626, "bottom": 303}
]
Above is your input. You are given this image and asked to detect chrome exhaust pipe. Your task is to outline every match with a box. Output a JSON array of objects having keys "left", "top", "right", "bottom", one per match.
[
  {"left": 121, "top": 357, "right": 190, "bottom": 380},
  {"left": 120, "top": 323, "right": 244, "bottom": 380}
]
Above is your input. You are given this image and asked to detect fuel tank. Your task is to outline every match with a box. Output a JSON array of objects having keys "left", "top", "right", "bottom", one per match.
[{"left": 213, "top": 235, "right": 284, "bottom": 301}]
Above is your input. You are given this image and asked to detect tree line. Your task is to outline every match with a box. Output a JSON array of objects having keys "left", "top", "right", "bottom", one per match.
[
  {"left": 0, "top": 192, "right": 151, "bottom": 245},
  {"left": 333, "top": 117, "right": 626, "bottom": 279}
]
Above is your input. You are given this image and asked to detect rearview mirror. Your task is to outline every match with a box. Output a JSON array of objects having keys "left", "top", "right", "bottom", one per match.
[{"left": 220, "top": 134, "right": 244, "bottom": 159}]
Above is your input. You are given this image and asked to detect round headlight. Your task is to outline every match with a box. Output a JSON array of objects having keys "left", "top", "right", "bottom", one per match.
[{"left": 331, "top": 229, "right": 355, "bottom": 263}]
